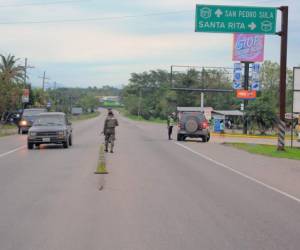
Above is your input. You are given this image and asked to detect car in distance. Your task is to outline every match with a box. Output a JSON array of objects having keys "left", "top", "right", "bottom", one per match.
[
  {"left": 176, "top": 107, "right": 210, "bottom": 142},
  {"left": 19, "top": 108, "right": 47, "bottom": 134},
  {"left": 27, "top": 112, "right": 73, "bottom": 149}
]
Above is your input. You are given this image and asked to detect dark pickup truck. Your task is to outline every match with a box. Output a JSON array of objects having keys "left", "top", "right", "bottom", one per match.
[
  {"left": 19, "top": 108, "right": 47, "bottom": 134},
  {"left": 27, "top": 112, "right": 73, "bottom": 149}
]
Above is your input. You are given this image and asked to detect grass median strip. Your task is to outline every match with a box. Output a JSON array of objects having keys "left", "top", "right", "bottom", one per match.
[
  {"left": 95, "top": 144, "right": 108, "bottom": 174},
  {"left": 225, "top": 143, "right": 300, "bottom": 160}
]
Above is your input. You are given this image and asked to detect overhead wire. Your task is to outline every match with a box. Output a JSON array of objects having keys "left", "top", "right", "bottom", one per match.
[
  {"left": 0, "top": 0, "right": 91, "bottom": 8},
  {"left": 0, "top": 10, "right": 192, "bottom": 25},
  {"left": 0, "top": 0, "right": 289, "bottom": 25}
]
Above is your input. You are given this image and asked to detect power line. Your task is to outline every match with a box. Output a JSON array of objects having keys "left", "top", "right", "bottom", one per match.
[
  {"left": 0, "top": 0, "right": 91, "bottom": 8},
  {"left": 0, "top": 0, "right": 286, "bottom": 25},
  {"left": 0, "top": 10, "right": 192, "bottom": 25}
]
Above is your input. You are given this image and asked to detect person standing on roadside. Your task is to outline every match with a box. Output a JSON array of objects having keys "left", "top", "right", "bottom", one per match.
[
  {"left": 295, "top": 119, "right": 300, "bottom": 142},
  {"left": 102, "top": 108, "right": 119, "bottom": 153},
  {"left": 167, "top": 112, "right": 176, "bottom": 140},
  {"left": 220, "top": 120, "right": 225, "bottom": 134}
]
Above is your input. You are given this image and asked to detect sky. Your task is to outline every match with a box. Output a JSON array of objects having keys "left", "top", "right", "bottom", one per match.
[{"left": 0, "top": 0, "right": 299, "bottom": 88}]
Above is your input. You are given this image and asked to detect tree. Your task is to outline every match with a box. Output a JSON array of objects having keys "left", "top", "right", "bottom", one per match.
[
  {"left": 246, "top": 93, "right": 277, "bottom": 134},
  {"left": 0, "top": 54, "right": 25, "bottom": 114},
  {"left": 0, "top": 54, "right": 24, "bottom": 84},
  {"left": 122, "top": 68, "right": 235, "bottom": 120}
]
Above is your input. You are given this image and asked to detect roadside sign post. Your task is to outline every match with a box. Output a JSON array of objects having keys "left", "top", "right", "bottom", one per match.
[
  {"left": 22, "top": 89, "right": 30, "bottom": 104},
  {"left": 277, "top": 6, "right": 288, "bottom": 151},
  {"left": 242, "top": 62, "right": 251, "bottom": 134},
  {"left": 195, "top": 4, "right": 288, "bottom": 150},
  {"left": 195, "top": 5, "right": 277, "bottom": 34}
]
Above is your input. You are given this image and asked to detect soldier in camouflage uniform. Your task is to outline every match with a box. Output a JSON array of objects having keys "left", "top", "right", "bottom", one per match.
[{"left": 103, "top": 109, "right": 119, "bottom": 153}]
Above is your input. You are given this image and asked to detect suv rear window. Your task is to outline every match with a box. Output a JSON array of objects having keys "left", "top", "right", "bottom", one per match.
[{"left": 180, "top": 112, "right": 206, "bottom": 122}]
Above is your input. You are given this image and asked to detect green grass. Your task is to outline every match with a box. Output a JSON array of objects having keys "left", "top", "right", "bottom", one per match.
[
  {"left": 0, "top": 124, "right": 18, "bottom": 137},
  {"left": 226, "top": 143, "right": 300, "bottom": 160},
  {"left": 70, "top": 111, "right": 100, "bottom": 122}
]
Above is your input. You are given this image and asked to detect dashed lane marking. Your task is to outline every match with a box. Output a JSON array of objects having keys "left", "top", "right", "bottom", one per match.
[{"left": 174, "top": 142, "right": 300, "bottom": 204}]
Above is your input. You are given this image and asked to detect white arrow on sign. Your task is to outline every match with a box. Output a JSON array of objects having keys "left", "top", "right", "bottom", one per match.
[
  {"left": 215, "top": 9, "right": 223, "bottom": 18},
  {"left": 248, "top": 22, "right": 257, "bottom": 30}
]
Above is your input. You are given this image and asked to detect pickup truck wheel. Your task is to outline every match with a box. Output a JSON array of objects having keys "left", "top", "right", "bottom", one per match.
[
  {"left": 63, "top": 139, "right": 69, "bottom": 148},
  {"left": 27, "top": 142, "right": 33, "bottom": 149}
]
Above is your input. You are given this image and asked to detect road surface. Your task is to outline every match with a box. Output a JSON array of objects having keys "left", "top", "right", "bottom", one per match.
[{"left": 0, "top": 111, "right": 300, "bottom": 250}]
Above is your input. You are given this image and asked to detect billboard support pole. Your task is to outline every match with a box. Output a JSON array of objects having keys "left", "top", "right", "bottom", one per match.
[
  {"left": 277, "top": 6, "right": 289, "bottom": 151},
  {"left": 200, "top": 92, "right": 204, "bottom": 112},
  {"left": 242, "top": 62, "right": 250, "bottom": 135}
]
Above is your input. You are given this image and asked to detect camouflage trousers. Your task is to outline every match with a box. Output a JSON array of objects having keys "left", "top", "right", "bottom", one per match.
[{"left": 105, "top": 133, "right": 115, "bottom": 151}]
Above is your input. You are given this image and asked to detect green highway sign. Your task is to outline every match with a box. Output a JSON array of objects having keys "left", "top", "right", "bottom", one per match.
[{"left": 195, "top": 5, "right": 277, "bottom": 34}]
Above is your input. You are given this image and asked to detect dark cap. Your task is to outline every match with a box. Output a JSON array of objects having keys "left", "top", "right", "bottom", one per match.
[{"left": 107, "top": 108, "right": 113, "bottom": 115}]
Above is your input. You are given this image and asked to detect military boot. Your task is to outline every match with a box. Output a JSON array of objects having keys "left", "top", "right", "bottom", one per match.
[{"left": 110, "top": 141, "right": 114, "bottom": 153}]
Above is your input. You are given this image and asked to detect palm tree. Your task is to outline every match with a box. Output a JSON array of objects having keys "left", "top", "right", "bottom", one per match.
[
  {"left": 0, "top": 54, "right": 25, "bottom": 84},
  {"left": 0, "top": 54, "right": 25, "bottom": 116}
]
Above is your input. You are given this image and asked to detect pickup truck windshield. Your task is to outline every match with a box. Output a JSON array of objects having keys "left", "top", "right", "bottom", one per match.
[
  {"left": 33, "top": 116, "right": 65, "bottom": 126},
  {"left": 23, "top": 109, "right": 46, "bottom": 116}
]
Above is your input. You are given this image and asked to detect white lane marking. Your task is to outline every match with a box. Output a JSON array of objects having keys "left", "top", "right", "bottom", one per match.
[
  {"left": 174, "top": 142, "right": 300, "bottom": 204},
  {"left": 0, "top": 145, "right": 26, "bottom": 158}
]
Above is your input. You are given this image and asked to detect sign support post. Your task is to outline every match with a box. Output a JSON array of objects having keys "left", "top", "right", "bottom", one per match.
[
  {"left": 277, "top": 6, "right": 288, "bottom": 151},
  {"left": 242, "top": 62, "right": 251, "bottom": 134}
]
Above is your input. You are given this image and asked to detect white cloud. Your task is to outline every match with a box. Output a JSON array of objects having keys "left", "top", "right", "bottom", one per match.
[{"left": 0, "top": 0, "right": 299, "bottom": 87}]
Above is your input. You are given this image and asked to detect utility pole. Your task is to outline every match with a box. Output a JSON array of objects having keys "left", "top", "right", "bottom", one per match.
[
  {"left": 22, "top": 58, "right": 34, "bottom": 111},
  {"left": 39, "top": 71, "right": 50, "bottom": 91},
  {"left": 24, "top": 58, "right": 27, "bottom": 86},
  {"left": 42, "top": 71, "right": 46, "bottom": 91},
  {"left": 23, "top": 58, "right": 34, "bottom": 86}
]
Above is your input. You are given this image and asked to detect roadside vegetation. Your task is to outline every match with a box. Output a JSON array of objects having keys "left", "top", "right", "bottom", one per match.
[
  {"left": 0, "top": 124, "right": 17, "bottom": 137},
  {"left": 118, "top": 108, "right": 166, "bottom": 124},
  {"left": 70, "top": 111, "right": 100, "bottom": 122},
  {"left": 0, "top": 53, "right": 119, "bottom": 116},
  {"left": 226, "top": 143, "right": 300, "bottom": 160},
  {"left": 0, "top": 52, "right": 296, "bottom": 136},
  {"left": 121, "top": 61, "right": 294, "bottom": 134}
]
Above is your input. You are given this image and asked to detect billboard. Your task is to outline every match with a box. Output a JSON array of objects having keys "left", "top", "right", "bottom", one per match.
[
  {"left": 233, "top": 63, "right": 243, "bottom": 89},
  {"left": 233, "top": 33, "right": 265, "bottom": 62},
  {"left": 251, "top": 63, "right": 261, "bottom": 91},
  {"left": 236, "top": 90, "right": 257, "bottom": 100},
  {"left": 22, "top": 89, "right": 30, "bottom": 103},
  {"left": 293, "top": 67, "right": 300, "bottom": 113}
]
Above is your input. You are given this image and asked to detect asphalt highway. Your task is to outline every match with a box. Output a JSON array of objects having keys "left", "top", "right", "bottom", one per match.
[{"left": 0, "top": 111, "right": 300, "bottom": 250}]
